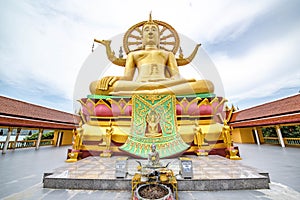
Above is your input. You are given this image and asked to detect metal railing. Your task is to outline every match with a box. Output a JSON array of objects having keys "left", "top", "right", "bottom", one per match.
[
  {"left": 263, "top": 137, "right": 300, "bottom": 146},
  {"left": 0, "top": 139, "right": 54, "bottom": 150},
  {"left": 263, "top": 137, "right": 280, "bottom": 145},
  {"left": 284, "top": 138, "right": 300, "bottom": 145}
]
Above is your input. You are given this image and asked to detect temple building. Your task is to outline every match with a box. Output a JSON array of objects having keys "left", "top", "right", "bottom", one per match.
[
  {"left": 0, "top": 95, "right": 79, "bottom": 153},
  {"left": 227, "top": 93, "right": 300, "bottom": 147}
]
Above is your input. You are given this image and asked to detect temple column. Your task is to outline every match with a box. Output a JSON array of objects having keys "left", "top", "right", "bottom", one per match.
[
  {"left": 2, "top": 127, "right": 13, "bottom": 154},
  {"left": 253, "top": 127, "right": 260, "bottom": 145},
  {"left": 35, "top": 129, "right": 44, "bottom": 150},
  {"left": 52, "top": 130, "right": 59, "bottom": 146},
  {"left": 13, "top": 128, "right": 22, "bottom": 149},
  {"left": 57, "top": 131, "right": 62, "bottom": 147},
  {"left": 276, "top": 125, "right": 285, "bottom": 148}
]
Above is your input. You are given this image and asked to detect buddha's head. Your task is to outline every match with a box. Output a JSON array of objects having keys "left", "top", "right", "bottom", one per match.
[{"left": 142, "top": 13, "right": 160, "bottom": 48}]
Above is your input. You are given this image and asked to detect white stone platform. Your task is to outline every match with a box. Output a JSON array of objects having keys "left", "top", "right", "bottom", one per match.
[{"left": 43, "top": 155, "right": 269, "bottom": 191}]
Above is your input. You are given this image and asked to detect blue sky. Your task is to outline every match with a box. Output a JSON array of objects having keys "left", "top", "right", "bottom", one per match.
[{"left": 0, "top": 0, "right": 299, "bottom": 113}]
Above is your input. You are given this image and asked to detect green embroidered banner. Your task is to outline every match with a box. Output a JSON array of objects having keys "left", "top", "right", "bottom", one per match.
[{"left": 120, "top": 94, "right": 189, "bottom": 158}]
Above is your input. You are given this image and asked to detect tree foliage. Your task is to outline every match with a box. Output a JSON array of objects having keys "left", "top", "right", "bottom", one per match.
[
  {"left": 24, "top": 131, "right": 54, "bottom": 140},
  {"left": 281, "top": 125, "right": 300, "bottom": 138},
  {"left": 262, "top": 127, "right": 277, "bottom": 137},
  {"left": 262, "top": 125, "right": 300, "bottom": 138}
]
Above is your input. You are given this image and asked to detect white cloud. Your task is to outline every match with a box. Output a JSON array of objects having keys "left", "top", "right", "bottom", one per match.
[
  {"left": 212, "top": 27, "right": 300, "bottom": 104},
  {"left": 154, "top": 0, "right": 278, "bottom": 43},
  {"left": 0, "top": 0, "right": 298, "bottom": 112},
  {"left": 0, "top": 1, "right": 92, "bottom": 99}
]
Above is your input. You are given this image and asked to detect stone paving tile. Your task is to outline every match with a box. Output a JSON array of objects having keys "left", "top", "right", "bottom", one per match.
[
  {"left": 47, "top": 154, "right": 266, "bottom": 183},
  {"left": 2, "top": 182, "right": 300, "bottom": 200},
  {"left": 1, "top": 144, "right": 300, "bottom": 199}
]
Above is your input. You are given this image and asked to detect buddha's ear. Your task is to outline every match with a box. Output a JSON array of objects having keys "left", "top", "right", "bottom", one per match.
[{"left": 157, "top": 33, "right": 160, "bottom": 48}]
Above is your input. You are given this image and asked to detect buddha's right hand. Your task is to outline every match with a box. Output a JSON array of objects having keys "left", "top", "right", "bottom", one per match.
[{"left": 98, "top": 76, "right": 120, "bottom": 90}]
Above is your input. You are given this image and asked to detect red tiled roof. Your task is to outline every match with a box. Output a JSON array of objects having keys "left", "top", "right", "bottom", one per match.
[
  {"left": 229, "top": 94, "right": 300, "bottom": 128},
  {"left": 0, "top": 96, "right": 79, "bottom": 129}
]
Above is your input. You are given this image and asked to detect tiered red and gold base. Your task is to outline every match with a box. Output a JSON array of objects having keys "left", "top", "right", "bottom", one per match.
[{"left": 70, "top": 93, "right": 240, "bottom": 160}]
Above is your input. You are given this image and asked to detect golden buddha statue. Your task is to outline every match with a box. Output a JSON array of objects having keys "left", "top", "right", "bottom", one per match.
[
  {"left": 89, "top": 14, "right": 214, "bottom": 96},
  {"left": 72, "top": 14, "right": 236, "bottom": 161},
  {"left": 194, "top": 119, "right": 205, "bottom": 149},
  {"left": 222, "top": 120, "right": 232, "bottom": 148}
]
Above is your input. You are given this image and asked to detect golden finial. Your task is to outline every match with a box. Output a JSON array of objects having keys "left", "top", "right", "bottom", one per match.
[
  {"left": 149, "top": 11, "right": 153, "bottom": 23},
  {"left": 143, "top": 11, "right": 158, "bottom": 29}
]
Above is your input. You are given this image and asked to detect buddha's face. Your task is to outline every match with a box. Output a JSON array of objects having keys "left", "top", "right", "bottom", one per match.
[{"left": 142, "top": 24, "right": 159, "bottom": 47}]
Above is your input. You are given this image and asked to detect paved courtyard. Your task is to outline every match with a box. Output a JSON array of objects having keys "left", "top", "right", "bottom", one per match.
[{"left": 0, "top": 144, "right": 300, "bottom": 200}]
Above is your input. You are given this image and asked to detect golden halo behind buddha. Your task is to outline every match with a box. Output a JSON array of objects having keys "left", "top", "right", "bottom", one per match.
[{"left": 123, "top": 16, "right": 180, "bottom": 54}]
